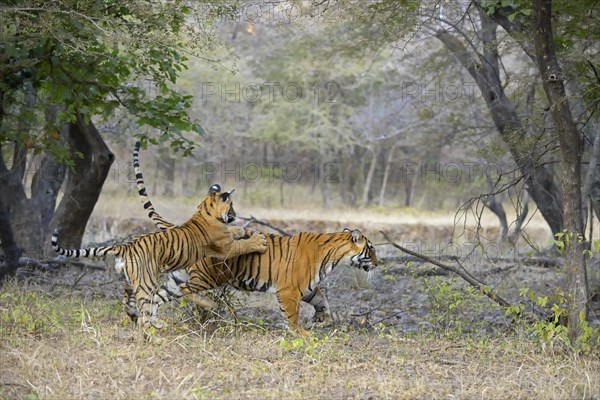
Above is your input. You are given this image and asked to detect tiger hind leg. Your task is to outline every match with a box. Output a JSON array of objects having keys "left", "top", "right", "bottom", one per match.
[
  {"left": 122, "top": 283, "right": 138, "bottom": 323},
  {"left": 175, "top": 265, "right": 230, "bottom": 310},
  {"left": 155, "top": 271, "right": 217, "bottom": 311},
  {"left": 122, "top": 282, "right": 167, "bottom": 328},
  {"left": 125, "top": 264, "right": 164, "bottom": 331}
]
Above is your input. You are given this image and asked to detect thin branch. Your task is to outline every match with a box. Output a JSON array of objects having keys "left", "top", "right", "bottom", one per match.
[
  {"left": 381, "top": 231, "right": 511, "bottom": 309},
  {"left": 238, "top": 215, "right": 292, "bottom": 236}
]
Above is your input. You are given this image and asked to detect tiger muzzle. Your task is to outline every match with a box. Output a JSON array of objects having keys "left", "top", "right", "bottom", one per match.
[
  {"left": 226, "top": 207, "right": 236, "bottom": 223},
  {"left": 362, "top": 262, "right": 376, "bottom": 272}
]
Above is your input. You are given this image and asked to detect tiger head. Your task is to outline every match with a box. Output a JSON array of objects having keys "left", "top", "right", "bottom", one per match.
[
  {"left": 198, "top": 184, "right": 237, "bottom": 224},
  {"left": 344, "top": 228, "right": 378, "bottom": 271}
]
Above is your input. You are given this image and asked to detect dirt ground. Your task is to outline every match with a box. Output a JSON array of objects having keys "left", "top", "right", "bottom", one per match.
[
  {"left": 13, "top": 203, "right": 600, "bottom": 338},
  {"left": 2, "top": 201, "right": 600, "bottom": 399}
]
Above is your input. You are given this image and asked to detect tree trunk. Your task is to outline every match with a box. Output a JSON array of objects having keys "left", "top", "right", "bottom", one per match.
[
  {"left": 362, "top": 145, "right": 380, "bottom": 206},
  {"left": 508, "top": 189, "right": 530, "bottom": 244},
  {"left": 485, "top": 178, "right": 509, "bottom": 243},
  {"left": 0, "top": 145, "right": 43, "bottom": 257},
  {"left": 0, "top": 194, "right": 21, "bottom": 281},
  {"left": 582, "top": 129, "right": 600, "bottom": 226},
  {"left": 32, "top": 106, "right": 68, "bottom": 238},
  {"left": 0, "top": 136, "right": 66, "bottom": 258},
  {"left": 483, "top": 0, "right": 600, "bottom": 228},
  {"left": 533, "top": 0, "right": 588, "bottom": 343},
  {"left": 436, "top": 15, "right": 564, "bottom": 235},
  {"left": 379, "top": 144, "right": 397, "bottom": 207},
  {"left": 162, "top": 154, "right": 175, "bottom": 197},
  {"left": 589, "top": 173, "right": 600, "bottom": 222},
  {"left": 45, "top": 113, "right": 115, "bottom": 254},
  {"left": 403, "top": 162, "right": 416, "bottom": 208}
]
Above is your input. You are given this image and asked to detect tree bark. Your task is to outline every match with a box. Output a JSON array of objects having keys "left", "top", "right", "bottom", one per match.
[
  {"left": 485, "top": 178, "right": 509, "bottom": 243},
  {"left": 0, "top": 194, "right": 22, "bottom": 281},
  {"left": 379, "top": 144, "right": 397, "bottom": 207},
  {"left": 0, "top": 143, "right": 41, "bottom": 256},
  {"left": 362, "top": 144, "right": 380, "bottom": 206},
  {"left": 582, "top": 129, "right": 600, "bottom": 225},
  {"left": 508, "top": 189, "right": 529, "bottom": 244},
  {"left": 436, "top": 14, "right": 564, "bottom": 235},
  {"left": 44, "top": 113, "right": 115, "bottom": 254},
  {"left": 402, "top": 161, "right": 416, "bottom": 208},
  {"left": 532, "top": 0, "right": 588, "bottom": 343}
]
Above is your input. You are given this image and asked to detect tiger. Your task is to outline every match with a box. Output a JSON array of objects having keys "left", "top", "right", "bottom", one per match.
[
  {"left": 52, "top": 143, "right": 268, "bottom": 330},
  {"left": 128, "top": 145, "right": 378, "bottom": 337}
]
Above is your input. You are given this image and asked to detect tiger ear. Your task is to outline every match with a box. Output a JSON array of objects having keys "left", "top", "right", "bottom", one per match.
[
  {"left": 343, "top": 228, "right": 351, "bottom": 233},
  {"left": 209, "top": 184, "right": 221, "bottom": 194},
  {"left": 351, "top": 229, "right": 363, "bottom": 243},
  {"left": 220, "top": 189, "right": 235, "bottom": 202}
]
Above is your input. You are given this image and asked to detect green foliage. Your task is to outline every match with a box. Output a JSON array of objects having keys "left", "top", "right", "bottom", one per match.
[
  {"left": 279, "top": 335, "right": 322, "bottom": 357},
  {"left": 482, "top": 0, "right": 600, "bottom": 120},
  {"left": 480, "top": 0, "right": 531, "bottom": 21},
  {"left": 0, "top": 0, "right": 230, "bottom": 156},
  {"left": 552, "top": 230, "right": 586, "bottom": 254},
  {"left": 520, "top": 287, "right": 569, "bottom": 344},
  {"left": 0, "top": 289, "right": 80, "bottom": 335},
  {"left": 513, "top": 288, "right": 599, "bottom": 353},
  {"left": 420, "top": 276, "right": 493, "bottom": 338}
]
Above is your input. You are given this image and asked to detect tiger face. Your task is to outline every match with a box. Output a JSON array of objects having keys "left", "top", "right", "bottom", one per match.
[
  {"left": 344, "top": 228, "right": 378, "bottom": 271},
  {"left": 202, "top": 184, "right": 236, "bottom": 224}
]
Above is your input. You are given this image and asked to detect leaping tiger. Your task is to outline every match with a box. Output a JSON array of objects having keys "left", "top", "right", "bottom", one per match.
[
  {"left": 51, "top": 143, "right": 268, "bottom": 330},
  {"left": 128, "top": 144, "right": 378, "bottom": 337}
]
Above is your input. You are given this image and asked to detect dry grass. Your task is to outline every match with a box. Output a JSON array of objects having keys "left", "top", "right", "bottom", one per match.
[
  {"left": 1, "top": 279, "right": 599, "bottom": 400},
  {"left": 4, "top": 193, "right": 599, "bottom": 399}
]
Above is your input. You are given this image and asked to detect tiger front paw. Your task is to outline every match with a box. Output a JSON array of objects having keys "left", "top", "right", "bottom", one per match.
[{"left": 250, "top": 232, "right": 268, "bottom": 253}]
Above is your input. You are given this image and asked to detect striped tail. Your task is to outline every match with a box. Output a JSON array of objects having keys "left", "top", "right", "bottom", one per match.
[
  {"left": 133, "top": 141, "right": 175, "bottom": 231},
  {"left": 51, "top": 229, "right": 113, "bottom": 258}
]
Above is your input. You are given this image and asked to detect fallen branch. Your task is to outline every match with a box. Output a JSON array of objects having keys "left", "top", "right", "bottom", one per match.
[
  {"left": 239, "top": 215, "right": 292, "bottom": 236},
  {"left": 521, "top": 256, "right": 563, "bottom": 268},
  {"left": 17, "top": 257, "right": 106, "bottom": 271},
  {"left": 381, "top": 231, "right": 511, "bottom": 309},
  {"left": 382, "top": 263, "right": 450, "bottom": 277},
  {"left": 381, "top": 255, "right": 458, "bottom": 267}
]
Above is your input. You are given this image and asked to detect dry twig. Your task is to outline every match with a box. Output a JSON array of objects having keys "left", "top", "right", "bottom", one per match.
[
  {"left": 239, "top": 215, "right": 292, "bottom": 236},
  {"left": 381, "top": 231, "right": 512, "bottom": 309}
]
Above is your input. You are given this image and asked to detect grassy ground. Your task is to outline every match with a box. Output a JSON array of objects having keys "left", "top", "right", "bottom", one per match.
[
  {"left": 3, "top": 194, "right": 600, "bottom": 399},
  {"left": 1, "top": 279, "right": 599, "bottom": 400}
]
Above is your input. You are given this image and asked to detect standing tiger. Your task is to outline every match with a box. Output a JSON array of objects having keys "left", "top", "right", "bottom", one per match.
[
  {"left": 52, "top": 143, "right": 268, "bottom": 330},
  {"left": 130, "top": 145, "right": 378, "bottom": 337}
]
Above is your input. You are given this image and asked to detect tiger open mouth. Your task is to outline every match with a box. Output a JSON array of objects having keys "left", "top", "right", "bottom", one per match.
[
  {"left": 362, "top": 262, "right": 376, "bottom": 272},
  {"left": 225, "top": 207, "right": 236, "bottom": 223}
]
